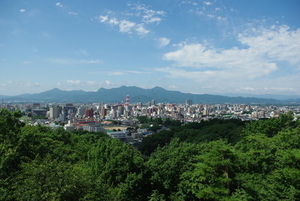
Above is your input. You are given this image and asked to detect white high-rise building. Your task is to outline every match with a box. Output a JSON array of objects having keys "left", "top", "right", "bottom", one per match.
[
  {"left": 49, "top": 105, "right": 60, "bottom": 119},
  {"left": 76, "top": 105, "right": 86, "bottom": 116}
]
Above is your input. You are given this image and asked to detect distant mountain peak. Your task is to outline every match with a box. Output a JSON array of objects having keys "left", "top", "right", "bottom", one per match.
[
  {"left": 2, "top": 86, "right": 298, "bottom": 104},
  {"left": 49, "top": 88, "right": 63, "bottom": 92},
  {"left": 152, "top": 86, "right": 165, "bottom": 90}
]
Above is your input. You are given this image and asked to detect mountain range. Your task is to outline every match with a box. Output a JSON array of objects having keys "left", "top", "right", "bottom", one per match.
[{"left": 1, "top": 86, "right": 300, "bottom": 104}]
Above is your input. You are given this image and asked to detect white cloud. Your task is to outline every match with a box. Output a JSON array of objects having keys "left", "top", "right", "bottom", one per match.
[
  {"left": 159, "top": 25, "right": 300, "bottom": 94},
  {"left": 96, "top": 3, "right": 164, "bottom": 36},
  {"left": 144, "top": 17, "right": 161, "bottom": 23},
  {"left": 47, "top": 58, "right": 102, "bottom": 65},
  {"left": 97, "top": 15, "right": 150, "bottom": 35},
  {"left": 66, "top": 80, "right": 82, "bottom": 85},
  {"left": 135, "top": 24, "right": 150, "bottom": 35},
  {"left": 164, "top": 25, "right": 300, "bottom": 80},
  {"left": 99, "top": 15, "right": 108, "bottom": 22},
  {"left": 203, "top": 1, "right": 212, "bottom": 5},
  {"left": 139, "top": 6, "right": 165, "bottom": 24},
  {"left": 55, "top": 2, "right": 63, "bottom": 7},
  {"left": 180, "top": 1, "right": 199, "bottom": 6},
  {"left": 108, "top": 70, "right": 151, "bottom": 75},
  {"left": 157, "top": 37, "right": 171, "bottom": 48},
  {"left": 108, "top": 18, "right": 119, "bottom": 25},
  {"left": 238, "top": 25, "right": 300, "bottom": 65},
  {"left": 1, "top": 80, "right": 40, "bottom": 89},
  {"left": 108, "top": 72, "right": 125, "bottom": 76},
  {"left": 63, "top": 80, "right": 114, "bottom": 90},
  {"left": 119, "top": 20, "right": 136, "bottom": 33},
  {"left": 86, "top": 81, "right": 102, "bottom": 86},
  {"left": 240, "top": 87, "right": 255, "bottom": 91},
  {"left": 20, "top": 9, "right": 26, "bottom": 12},
  {"left": 168, "top": 85, "right": 179, "bottom": 89}
]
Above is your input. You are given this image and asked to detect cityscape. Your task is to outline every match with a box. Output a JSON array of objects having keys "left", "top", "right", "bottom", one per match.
[
  {"left": 2, "top": 92, "right": 300, "bottom": 143},
  {"left": 1, "top": 0, "right": 300, "bottom": 199}
]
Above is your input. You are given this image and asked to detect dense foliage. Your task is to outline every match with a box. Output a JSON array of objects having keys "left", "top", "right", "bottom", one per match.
[{"left": 1, "top": 108, "right": 299, "bottom": 200}]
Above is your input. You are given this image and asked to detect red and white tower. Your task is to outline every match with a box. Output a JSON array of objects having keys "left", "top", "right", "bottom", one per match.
[{"left": 125, "top": 94, "right": 130, "bottom": 106}]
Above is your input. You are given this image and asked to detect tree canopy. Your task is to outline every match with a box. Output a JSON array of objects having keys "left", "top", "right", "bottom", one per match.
[{"left": 0, "top": 108, "right": 299, "bottom": 200}]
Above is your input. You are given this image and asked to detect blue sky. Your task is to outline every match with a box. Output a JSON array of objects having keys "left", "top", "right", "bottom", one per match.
[{"left": 1, "top": 0, "right": 300, "bottom": 96}]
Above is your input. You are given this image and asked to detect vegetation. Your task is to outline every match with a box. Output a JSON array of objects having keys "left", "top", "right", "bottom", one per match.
[{"left": 1, "top": 108, "right": 299, "bottom": 200}]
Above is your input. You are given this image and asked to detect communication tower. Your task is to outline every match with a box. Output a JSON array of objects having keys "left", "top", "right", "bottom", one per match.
[{"left": 125, "top": 94, "right": 130, "bottom": 106}]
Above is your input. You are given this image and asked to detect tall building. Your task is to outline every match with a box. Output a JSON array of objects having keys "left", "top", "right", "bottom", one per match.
[
  {"left": 63, "top": 104, "right": 76, "bottom": 116},
  {"left": 186, "top": 99, "right": 193, "bottom": 106},
  {"left": 49, "top": 105, "right": 60, "bottom": 119},
  {"left": 76, "top": 105, "right": 86, "bottom": 116},
  {"left": 85, "top": 108, "right": 94, "bottom": 118},
  {"left": 32, "top": 103, "right": 40, "bottom": 109},
  {"left": 100, "top": 107, "right": 107, "bottom": 118},
  {"left": 151, "top": 99, "right": 156, "bottom": 106}
]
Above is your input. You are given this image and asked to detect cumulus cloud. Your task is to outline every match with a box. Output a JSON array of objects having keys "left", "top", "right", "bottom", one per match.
[
  {"left": 157, "top": 37, "right": 171, "bottom": 48},
  {"left": 119, "top": 20, "right": 136, "bottom": 33},
  {"left": 20, "top": 9, "right": 26, "bottom": 12},
  {"left": 130, "top": 3, "right": 165, "bottom": 24},
  {"left": 99, "top": 15, "right": 108, "bottom": 22},
  {"left": 135, "top": 24, "right": 150, "bottom": 35},
  {"left": 96, "top": 3, "right": 164, "bottom": 36},
  {"left": 97, "top": 15, "right": 149, "bottom": 35},
  {"left": 64, "top": 80, "right": 113, "bottom": 89},
  {"left": 163, "top": 25, "right": 300, "bottom": 79},
  {"left": 55, "top": 2, "right": 63, "bottom": 7},
  {"left": 66, "top": 80, "right": 82, "bottom": 85},
  {"left": 238, "top": 25, "right": 300, "bottom": 65},
  {"left": 159, "top": 25, "right": 300, "bottom": 94},
  {"left": 86, "top": 81, "right": 102, "bottom": 87},
  {"left": 203, "top": 1, "right": 212, "bottom": 5}
]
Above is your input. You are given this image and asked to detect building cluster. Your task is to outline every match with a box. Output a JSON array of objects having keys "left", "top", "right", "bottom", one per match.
[{"left": 1, "top": 95, "right": 300, "bottom": 141}]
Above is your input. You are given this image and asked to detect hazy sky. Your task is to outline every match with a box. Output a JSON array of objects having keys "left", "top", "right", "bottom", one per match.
[{"left": 1, "top": 0, "right": 300, "bottom": 96}]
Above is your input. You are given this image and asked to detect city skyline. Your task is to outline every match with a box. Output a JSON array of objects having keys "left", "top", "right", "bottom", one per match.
[{"left": 1, "top": 0, "right": 300, "bottom": 96}]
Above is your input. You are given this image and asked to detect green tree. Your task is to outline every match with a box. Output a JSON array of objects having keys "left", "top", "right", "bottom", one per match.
[
  {"left": 87, "top": 138, "right": 149, "bottom": 200},
  {"left": 147, "top": 139, "right": 200, "bottom": 200},
  {"left": 234, "top": 126, "right": 300, "bottom": 200},
  {"left": 138, "top": 130, "right": 174, "bottom": 156},
  {"left": 0, "top": 109, "right": 25, "bottom": 199},
  {"left": 179, "top": 140, "right": 236, "bottom": 200},
  {"left": 12, "top": 155, "right": 109, "bottom": 201},
  {"left": 242, "top": 113, "right": 297, "bottom": 137}
]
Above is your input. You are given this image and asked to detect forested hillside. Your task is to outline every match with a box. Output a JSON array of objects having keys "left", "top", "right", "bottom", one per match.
[{"left": 1, "top": 108, "right": 299, "bottom": 200}]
